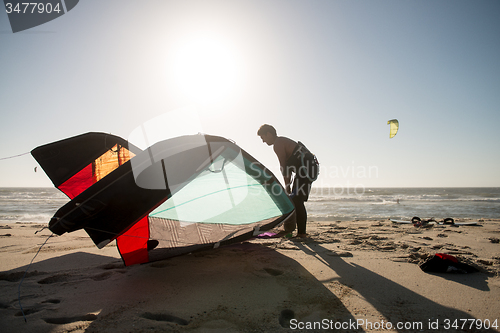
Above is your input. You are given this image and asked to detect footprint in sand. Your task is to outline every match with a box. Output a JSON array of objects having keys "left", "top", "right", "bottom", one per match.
[
  {"left": 90, "top": 271, "right": 116, "bottom": 281},
  {"left": 263, "top": 268, "right": 284, "bottom": 276},
  {"left": 42, "top": 299, "right": 61, "bottom": 304},
  {"left": 14, "top": 298, "right": 61, "bottom": 317},
  {"left": 15, "top": 307, "right": 42, "bottom": 317},
  {"left": 279, "top": 309, "right": 295, "bottom": 328},
  {"left": 37, "top": 273, "right": 71, "bottom": 284},
  {"left": 140, "top": 312, "right": 189, "bottom": 325},
  {"left": 97, "top": 262, "right": 124, "bottom": 270},
  {"left": 44, "top": 313, "right": 98, "bottom": 324},
  {"left": 149, "top": 261, "right": 175, "bottom": 268},
  {"left": 0, "top": 270, "right": 46, "bottom": 282}
]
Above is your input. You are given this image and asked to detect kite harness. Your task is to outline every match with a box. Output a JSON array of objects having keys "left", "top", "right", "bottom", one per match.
[{"left": 286, "top": 142, "right": 319, "bottom": 182}]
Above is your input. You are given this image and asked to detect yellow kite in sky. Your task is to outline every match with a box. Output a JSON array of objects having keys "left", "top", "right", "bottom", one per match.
[{"left": 387, "top": 119, "right": 399, "bottom": 138}]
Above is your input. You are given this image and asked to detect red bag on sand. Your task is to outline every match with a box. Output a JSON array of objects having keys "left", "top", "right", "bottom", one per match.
[{"left": 419, "top": 253, "right": 479, "bottom": 274}]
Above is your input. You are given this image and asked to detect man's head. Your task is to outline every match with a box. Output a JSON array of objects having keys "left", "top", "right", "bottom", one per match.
[{"left": 258, "top": 124, "right": 277, "bottom": 146}]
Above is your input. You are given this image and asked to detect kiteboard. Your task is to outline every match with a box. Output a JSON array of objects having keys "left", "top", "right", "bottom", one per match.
[
  {"left": 453, "top": 221, "right": 479, "bottom": 226},
  {"left": 390, "top": 219, "right": 413, "bottom": 224},
  {"left": 390, "top": 218, "right": 478, "bottom": 226}
]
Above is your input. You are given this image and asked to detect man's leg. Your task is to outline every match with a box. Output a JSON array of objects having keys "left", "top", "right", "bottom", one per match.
[{"left": 292, "top": 195, "right": 307, "bottom": 235}]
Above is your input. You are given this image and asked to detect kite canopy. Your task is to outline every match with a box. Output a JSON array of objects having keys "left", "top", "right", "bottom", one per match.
[
  {"left": 31, "top": 133, "right": 295, "bottom": 266},
  {"left": 387, "top": 119, "right": 399, "bottom": 138}
]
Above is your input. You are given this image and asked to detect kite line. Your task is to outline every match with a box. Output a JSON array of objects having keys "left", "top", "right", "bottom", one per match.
[
  {"left": 0, "top": 151, "right": 30, "bottom": 161},
  {"left": 17, "top": 232, "right": 53, "bottom": 323}
]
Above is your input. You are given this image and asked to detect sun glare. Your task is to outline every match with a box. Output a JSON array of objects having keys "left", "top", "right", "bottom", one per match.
[{"left": 172, "top": 36, "right": 240, "bottom": 103}]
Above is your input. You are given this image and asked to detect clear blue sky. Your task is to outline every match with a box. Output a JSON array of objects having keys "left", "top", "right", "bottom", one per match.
[{"left": 1, "top": 0, "right": 499, "bottom": 188}]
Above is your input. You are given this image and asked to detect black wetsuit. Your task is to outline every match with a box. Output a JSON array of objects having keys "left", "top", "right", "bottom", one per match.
[{"left": 284, "top": 142, "right": 318, "bottom": 234}]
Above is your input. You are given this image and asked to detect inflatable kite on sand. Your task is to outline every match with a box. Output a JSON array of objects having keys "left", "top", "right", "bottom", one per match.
[
  {"left": 31, "top": 133, "right": 295, "bottom": 266},
  {"left": 387, "top": 119, "right": 399, "bottom": 138}
]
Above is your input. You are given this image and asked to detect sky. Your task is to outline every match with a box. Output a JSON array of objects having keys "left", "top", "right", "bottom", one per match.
[{"left": 1, "top": 0, "right": 499, "bottom": 188}]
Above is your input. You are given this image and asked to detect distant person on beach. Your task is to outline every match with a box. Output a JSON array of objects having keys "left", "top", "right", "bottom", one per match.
[{"left": 258, "top": 124, "right": 319, "bottom": 238}]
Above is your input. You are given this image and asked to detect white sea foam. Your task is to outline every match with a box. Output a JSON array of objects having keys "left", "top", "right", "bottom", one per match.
[{"left": 0, "top": 188, "right": 68, "bottom": 224}]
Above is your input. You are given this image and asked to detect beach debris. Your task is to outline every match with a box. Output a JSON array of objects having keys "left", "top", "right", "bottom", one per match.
[
  {"left": 419, "top": 253, "right": 479, "bottom": 274},
  {"left": 477, "top": 259, "right": 494, "bottom": 266},
  {"left": 326, "top": 251, "right": 353, "bottom": 257}
]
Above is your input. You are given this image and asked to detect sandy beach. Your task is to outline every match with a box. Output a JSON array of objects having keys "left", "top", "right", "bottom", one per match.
[{"left": 1, "top": 219, "right": 499, "bottom": 332}]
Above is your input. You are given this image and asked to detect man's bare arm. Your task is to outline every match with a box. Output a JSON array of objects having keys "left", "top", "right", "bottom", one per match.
[{"left": 273, "top": 139, "right": 292, "bottom": 193}]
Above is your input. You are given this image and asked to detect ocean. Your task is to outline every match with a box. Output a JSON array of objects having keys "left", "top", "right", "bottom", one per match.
[
  {"left": 0, "top": 188, "right": 68, "bottom": 224},
  {"left": 308, "top": 187, "right": 500, "bottom": 221},
  {"left": 0, "top": 187, "right": 499, "bottom": 225}
]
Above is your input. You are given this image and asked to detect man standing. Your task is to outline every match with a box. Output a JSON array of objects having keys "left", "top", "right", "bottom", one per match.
[{"left": 258, "top": 124, "right": 318, "bottom": 237}]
